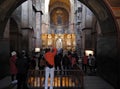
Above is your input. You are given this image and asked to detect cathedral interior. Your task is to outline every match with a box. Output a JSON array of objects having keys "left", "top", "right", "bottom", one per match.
[{"left": 0, "top": 0, "right": 120, "bottom": 89}]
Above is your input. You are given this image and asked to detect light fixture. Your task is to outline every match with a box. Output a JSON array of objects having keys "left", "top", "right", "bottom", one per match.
[
  {"left": 35, "top": 48, "right": 40, "bottom": 52},
  {"left": 85, "top": 50, "right": 93, "bottom": 56}
]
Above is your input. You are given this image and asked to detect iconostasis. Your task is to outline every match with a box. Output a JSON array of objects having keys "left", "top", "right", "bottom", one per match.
[{"left": 41, "top": 34, "right": 76, "bottom": 50}]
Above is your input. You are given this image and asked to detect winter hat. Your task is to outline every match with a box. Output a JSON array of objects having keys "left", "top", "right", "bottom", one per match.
[{"left": 11, "top": 51, "right": 16, "bottom": 56}]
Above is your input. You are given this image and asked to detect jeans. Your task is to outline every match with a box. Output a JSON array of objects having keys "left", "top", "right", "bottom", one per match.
[{"left": 45, "top": 67, "right": 55, "bottom": 89}]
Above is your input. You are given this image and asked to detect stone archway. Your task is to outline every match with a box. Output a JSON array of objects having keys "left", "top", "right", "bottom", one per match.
[
  {"left": 0, "top": 0, "right": 27, "bottom": 37},
  {"left": 0, "top": 0, "right": 118, "bottom": 36},
  {"left": 10, "top": 18, "right": 20, "bottom": 52},
  {"left": 77, "top": 1, "right": 119, "bottom": 88},
  {"left": 0, "top": 0, "right": 120, "bottom": 88}
]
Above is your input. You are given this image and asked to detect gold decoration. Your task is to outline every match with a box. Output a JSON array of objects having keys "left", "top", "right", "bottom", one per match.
[
  {"left": 48, "top": 34, "right": 52, "bottom": 38},
  {"left": 67, "top": 34, "right": 71, "bottom": 38},
  {"left": 41, "top": 34, "right": 76, "bottom": 50}
]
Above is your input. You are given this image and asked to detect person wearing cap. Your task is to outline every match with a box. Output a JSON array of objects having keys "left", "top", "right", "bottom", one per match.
[{"left": 9, "top": 51, "right": 18, "bottom": 84}]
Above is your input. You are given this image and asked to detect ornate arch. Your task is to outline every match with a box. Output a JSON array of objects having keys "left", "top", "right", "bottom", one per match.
[{"left": 49, "top": 0, "right": 70, "bottom": 13}]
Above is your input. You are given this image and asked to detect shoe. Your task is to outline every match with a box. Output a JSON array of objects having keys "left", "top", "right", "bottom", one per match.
[{"left": 11, "top": 80, "right": 18, "bottom": 84}]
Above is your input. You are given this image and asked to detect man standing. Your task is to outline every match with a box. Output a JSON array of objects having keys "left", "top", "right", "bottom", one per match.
[
  {"left": 44, "top": 46, "right": 57, "bottom": 89},
  {"left": 16, "top": 50, "right": 29, "bottom": 89}
]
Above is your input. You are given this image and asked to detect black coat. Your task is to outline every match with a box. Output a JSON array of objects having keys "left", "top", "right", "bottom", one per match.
[{"left": 16, "top": 55, "right": 29, "bottom": 74}]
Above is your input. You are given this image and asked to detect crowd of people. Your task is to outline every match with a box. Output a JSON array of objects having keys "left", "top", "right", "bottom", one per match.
[
  {"left": 9, "top": 50, "right": 29, "bottom": 89},
  {"left": 9, "top": 47, "right": 79, "bottom": 89},
  {"left": 9, "top": 47, "right": 97, "bottom": 89},
  {"left": 82, "top": 53, "right": 96, "bottom": 74}
]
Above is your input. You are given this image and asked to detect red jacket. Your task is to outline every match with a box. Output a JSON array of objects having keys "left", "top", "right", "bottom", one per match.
[
  {"left": 9, "top": 55, "right": 17, "bottom": 74},
  {"left": 45, "top": 48, "right": 57, "bottom": 66},
  {"left": 83, "top": 56, "right": 88, "bottom": 64}
]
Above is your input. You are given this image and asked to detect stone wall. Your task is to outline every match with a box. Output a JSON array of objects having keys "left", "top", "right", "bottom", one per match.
[
  {"left": 97, "top": 35, "right": 119, "bottom": 89},
  {"left": 0, "top": 39, "right": 10, "bottom": 79}
]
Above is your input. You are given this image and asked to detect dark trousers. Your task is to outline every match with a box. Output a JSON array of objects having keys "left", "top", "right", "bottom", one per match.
[
  {"left": 55, "top": 64, "right": 62, "bottom": 75},
  {"left": 11, "top": 74, "right": 16, "bottom": 81},
  {"left": 89, "top": 65, "right": 95, "bottom": 73},
  {"left": 17, "top": 73, "right": 28, "bottom": 89},
  {"left": 55, "top": 63, "right": 61, "bottom": 70},
  {"left": 82, "top": 64, "right": 87, "bottom": 73}
]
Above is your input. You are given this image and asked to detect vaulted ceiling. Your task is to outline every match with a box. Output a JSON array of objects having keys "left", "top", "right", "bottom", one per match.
[
  {"left": 50, "top": 7, "right": 69, "bottom": 25},
  {"left": 106, "top": 0, "right": 120, "bottom": 19},
  {"left": 107, "top": 0, "right": 120, "bottom": 7},
  {"left": 49, "top": 0, "right": 70, "bottom": 13},
  {"left": 49, "top": 0, "right": 70, "bottom": 25},
  {"left": 49, "top": 0, "right": 70, "bottom": 7},
  {"left": 0, "top": 0, "right": 120, "bottom": 37}
]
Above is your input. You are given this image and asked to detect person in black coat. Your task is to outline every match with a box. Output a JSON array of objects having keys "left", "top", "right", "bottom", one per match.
[
  {"left": 16, "top": 50, "right": 29, "bottom": 89},
  {"left": 62, "top": 54, "right": 69, "bottom": 70},
  {"left": 54, "top": 52, "right": 62, "bottom": 70}
]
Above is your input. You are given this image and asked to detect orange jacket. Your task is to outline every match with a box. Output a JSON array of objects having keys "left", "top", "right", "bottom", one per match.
[{"left": 44, "top": 48, "right": 57, "bottom": 66}]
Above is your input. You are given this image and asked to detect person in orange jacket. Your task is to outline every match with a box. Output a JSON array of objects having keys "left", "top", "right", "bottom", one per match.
[{"left": 44, "top": 46, "right": 57, "bottom": 89}]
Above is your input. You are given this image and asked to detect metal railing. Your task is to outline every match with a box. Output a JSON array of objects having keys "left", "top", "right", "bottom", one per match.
[{"left": 27, "top": 65, "right": 84, "bottom": 89}]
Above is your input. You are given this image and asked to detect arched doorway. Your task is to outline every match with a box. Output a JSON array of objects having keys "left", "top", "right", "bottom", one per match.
[
  {"left": 10, "top": 18, "right": 21, "bottom": 52},
  {"left": 0, "top": 0, "right": 119, "bottom": 88}
]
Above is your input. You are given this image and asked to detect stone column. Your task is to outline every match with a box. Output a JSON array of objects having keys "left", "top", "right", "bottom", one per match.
[
  {"left": 35, "top": 0, "right": 43, "bottom": 48},
  {"left": 35, "top": 12, "right": 42, "bottom": 48},
  {"left": 21, "top": 28, "right": 33, "bottom": 52},
  {"left": 34, "top": 0, "right": 43, "bottom": 70},
  {"left": 21, "top": 0, "right": 35, "bottom": 52}
]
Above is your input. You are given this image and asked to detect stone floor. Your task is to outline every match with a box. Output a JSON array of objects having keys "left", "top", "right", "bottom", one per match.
[
  {"left": 84, "top": 76, "right": 114, "bottom": 89},
  {"left": 0, "top": 76, "right": 17, "bottom": 89}
]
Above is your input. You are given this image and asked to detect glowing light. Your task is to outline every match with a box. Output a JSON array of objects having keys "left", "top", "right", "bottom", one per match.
[
  {"left": 85, "top": 50, "right": 93, "bottom": 56},
  {"left": 35, "top": 48, "right": 40, "bottom": 52}
]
